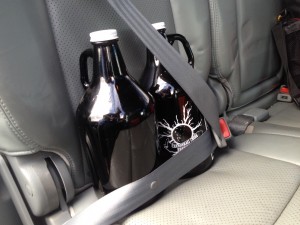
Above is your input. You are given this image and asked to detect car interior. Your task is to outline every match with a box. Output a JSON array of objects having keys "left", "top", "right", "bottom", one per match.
[{"left": 1, "top": 0, "right": 300, "bottom": 224}]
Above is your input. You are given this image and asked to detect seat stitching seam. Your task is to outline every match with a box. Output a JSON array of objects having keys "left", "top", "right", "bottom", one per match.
[
  {"left": 231, "top": 148, "right": 300, "bottom": 168},
  {"left": 39, "top": 0, "right": 85, "bottom": 186},
  {"left": 273, "top": 184, "right": 300, "bottom": 224},
  {"left": 0, "top": 97, "right": 75, "bottom": 174},
  {"left": 209, "top": 0, "right": 235, "bottom": 110},
  {"left": 0, "top": 98, "right": 39, "bottom": 152},
  {"left": 208, "top": 0, "right": 218, "bottom": 76},
  {"left": 234, "top": 0, "right": 242, "bottom": 104}
]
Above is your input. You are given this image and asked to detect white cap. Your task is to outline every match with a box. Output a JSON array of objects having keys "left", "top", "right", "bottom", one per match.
[
  {"left": 152, "top": 22, "right": 166, "bottom": 30},
  {"left": 89, "top": 29, "right": 118, "bottom": 43}
]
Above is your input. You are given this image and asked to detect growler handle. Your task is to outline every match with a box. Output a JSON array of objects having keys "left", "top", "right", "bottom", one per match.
[
  {"left": 167, "top": 34, "right": 194, "bottom": 68},
  {"left": 79, "top": 48, "right": 93, "bottom": 89}
]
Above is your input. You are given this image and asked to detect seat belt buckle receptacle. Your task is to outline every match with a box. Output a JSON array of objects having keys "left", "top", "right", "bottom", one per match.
[{"left": 277, "top": 85, "right": 293, "bottom": 102}]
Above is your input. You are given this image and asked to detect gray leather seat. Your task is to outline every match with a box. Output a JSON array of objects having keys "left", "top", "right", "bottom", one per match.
[
  {"left": 250, "top": 102, "right": 300, "bottom": 137},
  {"left": 208, "top": 0, "right": 282, "bottom": 113},
  {"left": 199, "top": 0, "right": 300, "bottom": 165},
  {"left": 0, "top": 0, "right": 93, "bottom": 218},
  {"left": 172, "top": 0, "right": 300, "bottom": 146},
  {"left": 171, "top": 0, "right": 300, "bottom": 167},
  {"left": 1, "top": 0, "right": 300, "bottom": 224},
  {"left": 123, "top": 150, "right": 300, "bottom": 225},
  {"left": 206, "top": 0, "right": 300, "bottom": 132},
  {"left": 229, "top": 133, "right": 300, "bottom": 166}
]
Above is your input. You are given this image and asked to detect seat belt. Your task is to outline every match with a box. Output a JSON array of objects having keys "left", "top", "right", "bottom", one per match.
[
  {"left": 272, "top": 21, "right": 300, "bottom": 106},
  {"left": 64, "top": 0, "right": 223, "bottom": 224},
  {"left": 64, "top": 133, "right": 215, "bottom": 225}
]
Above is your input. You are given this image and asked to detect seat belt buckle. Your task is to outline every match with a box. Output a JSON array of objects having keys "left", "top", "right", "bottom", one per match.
[
  {"left": 219, "top": 118, "right": 232, "bottom": 140},
  {"left": 277, "top": 85, "right": 293, "bottom": 102}
]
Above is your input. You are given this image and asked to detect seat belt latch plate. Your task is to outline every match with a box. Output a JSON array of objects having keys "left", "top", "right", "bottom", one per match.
[{"left": 219, "top": 118, "right": 231, "bottom": 140}]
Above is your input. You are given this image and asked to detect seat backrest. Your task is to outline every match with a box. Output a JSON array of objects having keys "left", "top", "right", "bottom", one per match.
[
  {"left": 173, "top": 0, "right": 284, "bottom": 115},
  {"left": 208, "top": 0, "right": 283, "bottom": 114},
  {"left": 0, "top": 0, "right": 92, "bottom": 217},
  {"left": 170, "top": 0, "right": 212, "bottom": 81},
  {"left": 170, "top": 0, "right": 229, "bottom": 113},
  {"left": 0, "top": 0, "right": 88, "bottom": 187}
]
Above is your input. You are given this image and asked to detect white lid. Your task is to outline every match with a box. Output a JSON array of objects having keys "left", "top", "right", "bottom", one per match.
[
  {"left": 152, "top": 22, "right": 166, "bottom": 30},
  {"left": 90, "top": 29, "right": 118, "bottom": 43}
]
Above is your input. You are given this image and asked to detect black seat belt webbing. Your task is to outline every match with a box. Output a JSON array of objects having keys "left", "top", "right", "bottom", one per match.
[
  {"left": 64, "top": 1, "right": 221, "bottom": 224},
  {"left": 272, "top": 22, "right": 300, "bottom": 106}
]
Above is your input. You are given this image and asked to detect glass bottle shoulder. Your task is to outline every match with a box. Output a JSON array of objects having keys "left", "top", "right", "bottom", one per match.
[{"left": 78, "top": 75, "right": 154, "bottom": 128}]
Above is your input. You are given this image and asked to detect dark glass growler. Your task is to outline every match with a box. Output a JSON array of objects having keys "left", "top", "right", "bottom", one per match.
[
  {"left": 141, "top": 23, "right": 212, "bottom": 175},
  {"left": 77, "top": 29, "right": 156, "bottom": 193}
]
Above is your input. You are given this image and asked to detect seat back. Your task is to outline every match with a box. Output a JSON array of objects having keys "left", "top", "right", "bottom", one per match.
[
  {"left": 0, "top": 0, "right": 91, "bottom": 217},
  {"left": 209, "top": 0, "right": 283, "bottom": 114},
  {"left": 170, "top": 0, "right": 212, "bottom": 81},
  {"left": 173, "top": 0, "right": 284, "bottom": 115}
]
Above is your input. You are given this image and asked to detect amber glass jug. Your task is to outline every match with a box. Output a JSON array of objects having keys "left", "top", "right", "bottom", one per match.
[
  {"left": 77, "top": 29, "right": 156, "bottom": 193},
  {"left": 141, "top": 23, "right": 213, "bottom": 176}
]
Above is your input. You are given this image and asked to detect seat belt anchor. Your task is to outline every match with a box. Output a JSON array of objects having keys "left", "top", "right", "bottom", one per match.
[
  {"left": 212, "top": 118, "right": 232, "bottom": 148},
  {"left": 277, "top": 85, "right": 293, "bottom": 102},
  {"left": 219, "top": 118, "right": 232, "bottom": 139}
]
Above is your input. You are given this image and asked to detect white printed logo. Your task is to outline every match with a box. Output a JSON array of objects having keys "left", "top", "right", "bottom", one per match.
[{"left": 157, "top": 102, "right": 206, "bottom": 155}]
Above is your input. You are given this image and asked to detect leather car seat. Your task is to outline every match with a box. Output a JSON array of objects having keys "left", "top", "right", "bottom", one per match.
[{"left": 0, "top": 0, "right": 299, "bottom": 224}]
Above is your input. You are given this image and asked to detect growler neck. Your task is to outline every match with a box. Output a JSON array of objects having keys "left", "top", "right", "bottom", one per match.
[
  {"left": 91, "top": 38, "right": 118, "bottom": 46},
  {"left": 157, "top": 28, "right": 167, "bottom": 39},
  {"left": 92, "top": 41, "right": 128, "bottom": 83}
]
